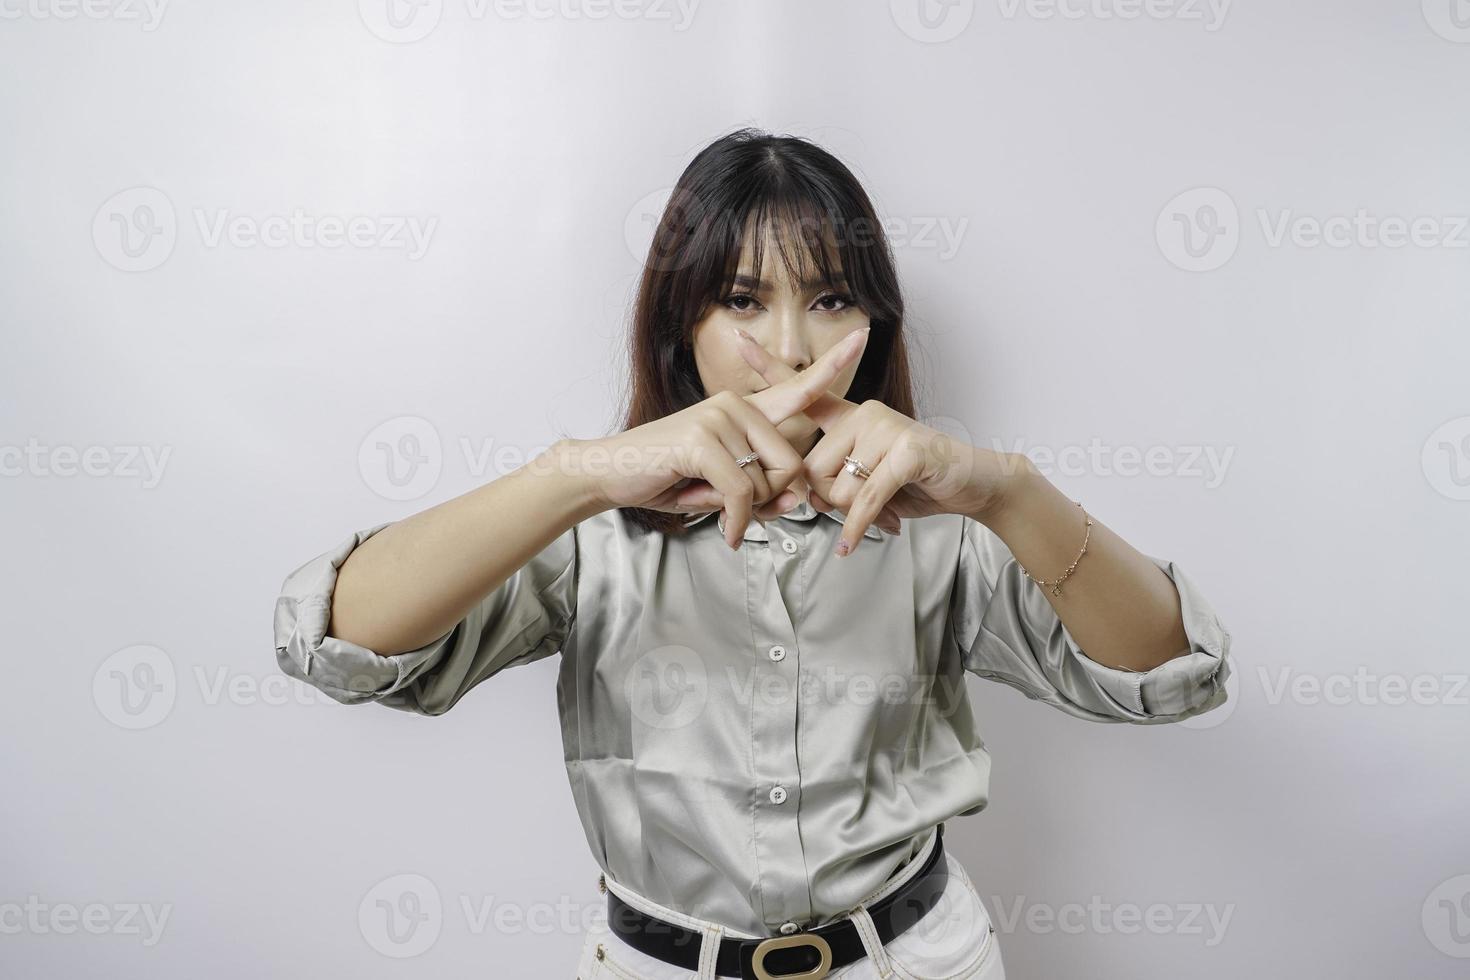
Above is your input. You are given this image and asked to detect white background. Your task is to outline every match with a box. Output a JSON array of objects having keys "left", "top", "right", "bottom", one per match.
[{"left": 2, "top": 1, "right": 1468, "bottom": 977}]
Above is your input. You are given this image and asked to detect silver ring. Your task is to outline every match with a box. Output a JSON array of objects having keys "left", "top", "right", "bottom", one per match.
[
  {"left": 735, "top": 451, "right": 760, "bottom": 468},
  {"left": 842, "top": 455, "right": 872, "bottom": 479}
]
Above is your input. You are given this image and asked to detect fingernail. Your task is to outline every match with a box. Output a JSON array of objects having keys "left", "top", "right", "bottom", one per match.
[{"left": 835, "top": 540, "right": 850, "bottom": 557}]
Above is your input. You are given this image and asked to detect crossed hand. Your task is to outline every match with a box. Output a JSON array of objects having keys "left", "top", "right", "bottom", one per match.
[{"left": 641, "top": 325, "right": 1008, "bottom": 555}]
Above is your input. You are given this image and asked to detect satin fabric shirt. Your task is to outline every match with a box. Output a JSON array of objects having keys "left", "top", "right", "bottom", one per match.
[{"left": 272, "top": 497, "right": 1232, "bottom": 938}]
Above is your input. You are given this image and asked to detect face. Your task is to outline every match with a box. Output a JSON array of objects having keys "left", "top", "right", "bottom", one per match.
[{"left": 690, "top": 223, "right": 871, "bottom": 459}]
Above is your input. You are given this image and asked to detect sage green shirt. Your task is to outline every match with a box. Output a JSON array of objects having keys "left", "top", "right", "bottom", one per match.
[{"left": 272, "top": 498, "right": 1231, "bottom": 937}]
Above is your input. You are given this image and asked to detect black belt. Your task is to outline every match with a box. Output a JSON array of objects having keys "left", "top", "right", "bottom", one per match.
[{"left": 604, "top": 822, "right": 949, "bottom": 980}]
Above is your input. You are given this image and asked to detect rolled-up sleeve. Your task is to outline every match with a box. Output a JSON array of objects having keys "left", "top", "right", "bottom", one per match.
[
  {"left": 272, "top": 520, "right": 578, "bottom": 716},
  {"left": 947, "top": 515, "right": 1231, "bottom": 725}
]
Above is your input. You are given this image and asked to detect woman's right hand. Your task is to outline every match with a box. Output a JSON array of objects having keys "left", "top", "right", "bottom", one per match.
[{"left": 568, "top": 326, "right": 876, "bottom": 548}]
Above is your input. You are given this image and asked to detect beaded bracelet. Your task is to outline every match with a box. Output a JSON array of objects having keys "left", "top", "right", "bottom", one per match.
[{"left": 1019, "top": 500, "right": 1093, "bottom": 598}]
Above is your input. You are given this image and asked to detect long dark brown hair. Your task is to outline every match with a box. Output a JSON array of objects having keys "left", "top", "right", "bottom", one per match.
[{"left": 616, "top": 127, "right": 919, "bottom": 536}]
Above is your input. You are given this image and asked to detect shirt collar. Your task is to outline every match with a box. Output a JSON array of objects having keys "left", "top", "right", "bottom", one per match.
[{"left": 681, "top": 497, "right": 884, "bottom": 543}]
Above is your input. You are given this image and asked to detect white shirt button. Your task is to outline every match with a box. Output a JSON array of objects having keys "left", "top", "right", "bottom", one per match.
[
  {"left": 780, "top": 922, "right": 799, "bottom": 935},
  {"left": 781, "top": 538, "right": 798, "bottom": 555},
  {"left": 769, "top": 785, "right": 788, "bottom": 805},
  {"left": 768, "top": 645, "right": 786, "bottom": 662}
]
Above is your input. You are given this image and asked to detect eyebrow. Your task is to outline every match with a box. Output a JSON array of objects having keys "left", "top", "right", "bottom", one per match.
[{"left": 731, "top": 273, "right": 848, "bottom": 292}]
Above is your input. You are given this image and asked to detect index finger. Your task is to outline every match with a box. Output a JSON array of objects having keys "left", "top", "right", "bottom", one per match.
[
  {"left": 737, "top": 326, "right": 865, "bottom": 434},
  {"left": 743, "top": 326, "right": 869, "bottom": 428}
]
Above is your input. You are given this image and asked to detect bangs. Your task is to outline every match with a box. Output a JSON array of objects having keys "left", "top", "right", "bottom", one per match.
[{"left": 712, "top": 193, "right": 853, "bottom": 302}]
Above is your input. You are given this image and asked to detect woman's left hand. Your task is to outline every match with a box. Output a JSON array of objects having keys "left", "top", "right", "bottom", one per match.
[{"left": 734, "top": 328, "right": 1025, "bottom": 555}]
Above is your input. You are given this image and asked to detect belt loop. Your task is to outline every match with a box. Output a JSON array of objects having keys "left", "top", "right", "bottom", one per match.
[
  {"left": 846, "top": 903, "right": 893, "bottom": 978},
  {"left": 696, "top": 922, "right": 723, "bottom": 979}
]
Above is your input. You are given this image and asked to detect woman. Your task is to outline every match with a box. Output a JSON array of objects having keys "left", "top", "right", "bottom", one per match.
[{"left": 273, "top": 128, "right": 1232, "bottom": 979}]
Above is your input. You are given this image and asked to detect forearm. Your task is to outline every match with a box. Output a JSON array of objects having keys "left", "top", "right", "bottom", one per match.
[
  {"left": 329, "top": 439, "right": 605, "bottom": 656},
  {"left": 972, "top": 455, "right": 1191, "bottom": 673}
]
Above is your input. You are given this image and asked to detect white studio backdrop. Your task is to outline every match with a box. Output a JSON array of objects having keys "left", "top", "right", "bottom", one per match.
[{"left": 2, "top": 2, "right": 1467, "bottom": 978}]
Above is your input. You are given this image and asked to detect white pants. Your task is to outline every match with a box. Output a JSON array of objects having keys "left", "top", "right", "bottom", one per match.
[{"left": 575, "top": 830, "right": 1005, "bottom": 980}]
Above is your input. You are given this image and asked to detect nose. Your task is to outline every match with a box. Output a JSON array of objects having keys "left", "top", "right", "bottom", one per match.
[{"left": 767, "top": 308, "right": 812, "bottom": 372}]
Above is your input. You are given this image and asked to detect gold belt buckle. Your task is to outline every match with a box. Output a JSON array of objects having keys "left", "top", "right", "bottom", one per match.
[{"left": 750, "top": 932, "right": 833, "bottom": 980}]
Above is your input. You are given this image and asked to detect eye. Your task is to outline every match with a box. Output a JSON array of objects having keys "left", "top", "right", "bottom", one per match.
[
  {"left": 721, "top": 292, "right": 762, "bottom": 314},
  {"left": 815, "top": 292, "right": 856, "bottom": 313}
]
